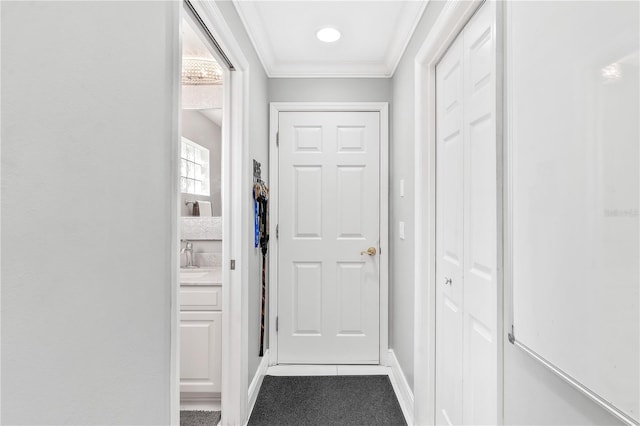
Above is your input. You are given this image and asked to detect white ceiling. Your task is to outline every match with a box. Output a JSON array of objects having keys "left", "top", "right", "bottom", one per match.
[{"left": 232, "top": 0, "right": 429, "bottom": 78}]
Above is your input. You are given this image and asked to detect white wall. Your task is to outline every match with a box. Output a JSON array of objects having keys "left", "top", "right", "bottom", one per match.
[
  {"left": 1, "top": 2, "right": 177, "bottom": 424},
  {"left": 504, "top": 344, "right": 623, "bottom": 425},
  {"left": 269, "top": 78, "right": 392, "bottom": 103},
  {"left": 216, "top": 0, "right": 270, "bottom": 387},
  {"left": 392, "top": 0, "right": 628, "bottom": 424},
  {"left": 389, "top": 0, "right": 447, "bottom": 392},
  {"left": 505, "top": 1, "right": 637, "bottom": 423}
]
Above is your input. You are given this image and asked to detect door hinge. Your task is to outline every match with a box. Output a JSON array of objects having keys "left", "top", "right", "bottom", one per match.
[
  {"left": 275, "top": 316, "right": 278, "bottom": 332},
  {"left": 230, "top": 259, "right": 236, "bottom": 270},
  {"left": 276, "top": 224, "right": 279, "bottom": 239},
  {"left": 276, "top": 131, "right": 279, "bottom": 147}
]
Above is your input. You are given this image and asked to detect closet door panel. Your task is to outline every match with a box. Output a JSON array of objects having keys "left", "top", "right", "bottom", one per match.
[
  {"left": 462, "top": 2, "right": 498, "bottom": 425},
  {"left": 435, "top": 35, "right": 465, "bottom": 426}
]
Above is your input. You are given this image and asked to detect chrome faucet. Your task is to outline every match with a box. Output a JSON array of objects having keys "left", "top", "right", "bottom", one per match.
[{"left": 180, "top": 239, "right": 196, "bottom": 268}]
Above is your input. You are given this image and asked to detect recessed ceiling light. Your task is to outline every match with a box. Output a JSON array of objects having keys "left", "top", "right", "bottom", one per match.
[{"left": 316, "top": 27, "right": 341, "bottom": 43}]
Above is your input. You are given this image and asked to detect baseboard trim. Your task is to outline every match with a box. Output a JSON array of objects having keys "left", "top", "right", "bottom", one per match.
[
  {"left": 248, "top": 349, "right": 270, "bottom": 418},
  {"left": 180, "top": 395, "right": 221, "bottom": 411},
  {"left": 266, "top": 364, "right": 389, "bottom": 376},
  {"left": 387, "top": 349, "right": 414, "bottom": 425}
]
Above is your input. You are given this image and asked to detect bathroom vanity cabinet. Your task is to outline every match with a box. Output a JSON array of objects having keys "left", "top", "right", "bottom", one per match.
[{"left": 179, "top": 269, "right": 222, "bottom": 404}]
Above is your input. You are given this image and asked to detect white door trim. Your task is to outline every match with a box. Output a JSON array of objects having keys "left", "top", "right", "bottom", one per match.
[
  {"left": 171, "top": 1, "right": 251, "bottom": 425},
  {"left": 269, "top": 102, "right": 389, "bottom": 367},
  {"left": 413, "top": 1, "right": 504, "bottom": 424},
  {"left": 169, "top": 3, "right": 182, "bottom": 423}
]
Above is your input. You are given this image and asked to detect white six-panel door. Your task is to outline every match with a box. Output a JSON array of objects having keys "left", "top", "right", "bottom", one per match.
[
  {"left": 277, "top": 111, "right": 380, "bottom": 364},
  {"left": 435, "top": 2, "right": 498, "bottom": 424}
]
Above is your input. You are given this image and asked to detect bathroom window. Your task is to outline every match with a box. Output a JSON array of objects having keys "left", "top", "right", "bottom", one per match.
[{"left": 181, "top": 137, "right": 210, "bottom": 196}]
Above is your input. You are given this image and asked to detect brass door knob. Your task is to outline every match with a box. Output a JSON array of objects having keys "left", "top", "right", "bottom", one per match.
[{"left": 360, "top": 247, "right": 377, "bottom": 256}]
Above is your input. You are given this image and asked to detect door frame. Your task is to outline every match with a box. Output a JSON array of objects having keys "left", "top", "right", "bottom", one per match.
[
  {"left": 413, "top": 1, "right": 504, "bottom": 424},
  {"left": 268, "top": 102, "right": 390, "bottom": 366},
  {"left": 170, "top": 1, "right": 251, "bottom": 424}
]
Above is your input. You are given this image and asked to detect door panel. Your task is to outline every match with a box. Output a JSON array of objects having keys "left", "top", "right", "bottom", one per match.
[
  {"left": 278, "top": 111, "right": 380, "bottom": 364},
  {"left": 436, "top": 35, "right": 465, "bottom": 426},
  {"left": 337, "top": 262, "right": 366, "bottom": 335},
  {"left": 462, "top": 2, "right": 497, "bottom": 424},
  {"left": 293, "top": 166, "right": 323, "bottom": 238},
  {"left": 337, "top": 166, "right": 366, "bottom": 238},
  {"left": 293, "top": 262, "right": 322, "bottom": 334}
]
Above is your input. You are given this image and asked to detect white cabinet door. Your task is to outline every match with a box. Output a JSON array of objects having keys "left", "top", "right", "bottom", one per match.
[
  {"left": 180, "top": 311, "right": 221, "bottom": 394},
  {"left": 277, "top": 111, "right": 380, "bottom": 364}
]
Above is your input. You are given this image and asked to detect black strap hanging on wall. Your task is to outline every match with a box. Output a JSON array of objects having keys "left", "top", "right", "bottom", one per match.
[{"left": 253, "top": 160, "right": 269, "bottom": 357}]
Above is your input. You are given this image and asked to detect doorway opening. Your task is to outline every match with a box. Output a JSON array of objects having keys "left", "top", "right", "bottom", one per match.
[
  {"left": 171, "top": 1, "right": 250, "bottom": 424},
  {"left": 178, "top": 8, "right": 226, "bottom": 415}
]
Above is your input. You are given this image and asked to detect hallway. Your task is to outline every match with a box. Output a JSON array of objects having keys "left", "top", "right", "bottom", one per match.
[{"left": 1, "top": 1, "right": 638, "bottom": 425}]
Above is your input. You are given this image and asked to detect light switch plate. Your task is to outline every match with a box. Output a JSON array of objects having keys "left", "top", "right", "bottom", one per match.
[{"left": 399, "top": 221, "right": 405, "bottom": 240}]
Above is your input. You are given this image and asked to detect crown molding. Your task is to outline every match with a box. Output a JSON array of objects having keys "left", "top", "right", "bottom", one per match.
[
  {"left": 233, "top": 0, "right": 429, "bottom": 78},
  {"left": 386, "top": 0, "right": 429, "bottom": 76},
  {"left": 232, "top": 0, "right": 277, "bottom": 76}
]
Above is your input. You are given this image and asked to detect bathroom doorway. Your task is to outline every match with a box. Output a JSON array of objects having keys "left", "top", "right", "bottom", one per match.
[
  {"left": 173, "top": 2, "right": 248, "bottom": 424},
  {"left": 178, "top": 7, "right": 225, "bottom": 417}
]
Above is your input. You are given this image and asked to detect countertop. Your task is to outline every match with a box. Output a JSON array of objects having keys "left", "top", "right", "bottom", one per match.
[{"left": 179, "top": 267, "right": 222, "bottom": 285}]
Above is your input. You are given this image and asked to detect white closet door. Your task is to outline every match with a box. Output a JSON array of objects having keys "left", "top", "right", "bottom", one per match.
[
  {"left": 462, "top": 1, "right": 498, "bottom": 424},
  {"left": 435, "top": 1, "right": 498, "bottom": 424},
  {"left": 435, "top": 35, "right": 465, "bottom": 426}
]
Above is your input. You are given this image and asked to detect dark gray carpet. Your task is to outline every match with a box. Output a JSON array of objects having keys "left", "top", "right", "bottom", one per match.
[
  {"left": 248, "top": 375, "right": 407, "bottom": 426},
  {"left": 180, "top": 410, "right": 221, "bottom": 426}
]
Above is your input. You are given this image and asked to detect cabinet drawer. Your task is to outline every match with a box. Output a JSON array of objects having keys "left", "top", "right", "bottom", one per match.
[{"left": 180, "top": 285, "right": 222, "bottom": 310}]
